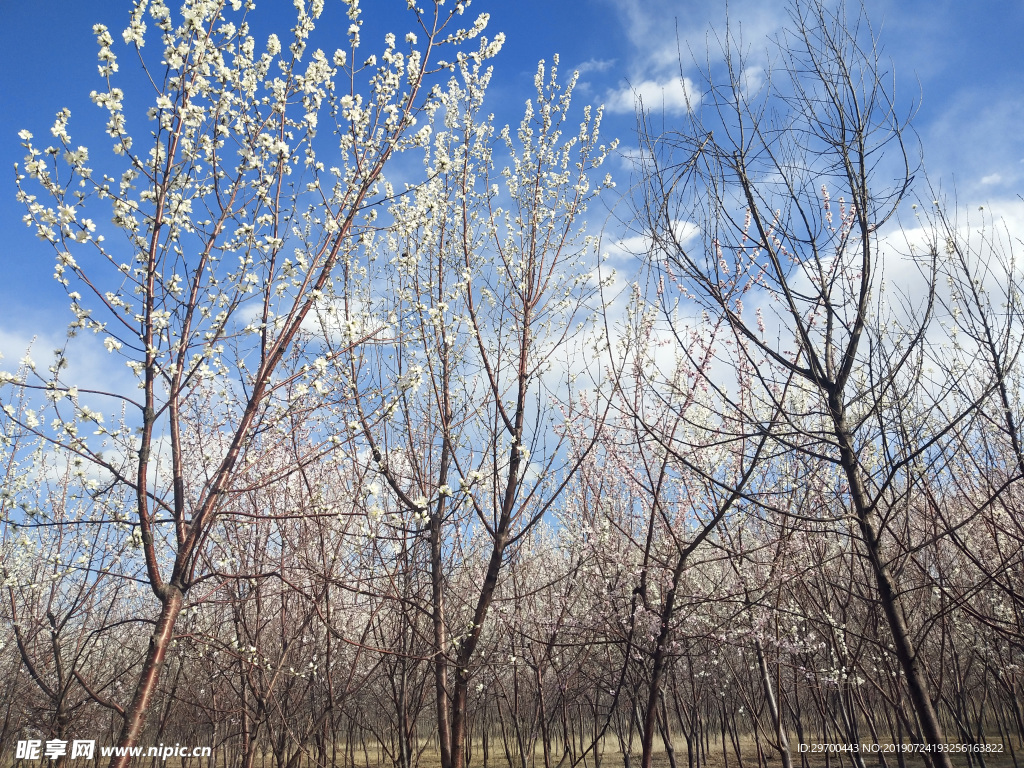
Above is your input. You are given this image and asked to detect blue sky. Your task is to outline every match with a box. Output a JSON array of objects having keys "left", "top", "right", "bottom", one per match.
[{"left": 1, "top": 0, "right": 1022, "bottom": 363}]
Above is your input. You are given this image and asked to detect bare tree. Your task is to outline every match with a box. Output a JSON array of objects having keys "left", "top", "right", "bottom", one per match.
[{"left": 637, "top": 0, "right": 958, "bottom": 761}]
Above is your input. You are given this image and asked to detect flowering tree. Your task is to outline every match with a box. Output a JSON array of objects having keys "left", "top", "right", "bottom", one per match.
[
  {"left": 563, "top": 290, "right": 786, "bottom": 768},
  {"left": 332, "top": 51, "right": 616, "bottom": 768},
  {"left": 915, "top": 202, "right": 1024, "bottom": 647},
  {"left": 0, "top": 397, "right": 142, "bottom": 757},
  {"left": 6, "top": 0, "right": 504, "bottom": 761}
]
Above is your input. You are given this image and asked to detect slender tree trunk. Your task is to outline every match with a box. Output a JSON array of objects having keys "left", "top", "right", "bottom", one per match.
[
  {"left": 829, "top": 402, "right": 951, "bottom": 768},
  {"left": 659, "top": 691, "right": 679, "bottom": 768},
  {"left": 430, "top": 513, "right": 454, "bottom": 768},
  {"left": 754, "top": 639, "right": 793, "bottom": 768},
  {"left": 719, "top": 705, "right": 729, "bottom": 768},
  {"left": 450, "top": 527, "right": 510, "bottom": 768},
  {"left": 538, "top": 666, "right": 553, "bottom": 768},
  {"left": 109, "top": 585, "right": 184, "bottom": 768},
  {"left": 483, "top": 714, "right": 490, "bottom": 768}
]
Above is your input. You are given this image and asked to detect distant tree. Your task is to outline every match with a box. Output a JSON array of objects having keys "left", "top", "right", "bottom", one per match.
[
  {"left": 0, "top": 399, "right": 140, "bottom": 758},
  {"left": 580, "top": 298, "right": 781, "bottom": 768}
]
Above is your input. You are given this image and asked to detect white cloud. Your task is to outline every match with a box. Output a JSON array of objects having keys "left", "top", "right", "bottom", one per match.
[
  {"left": 605, "top": 219, "right": 700, "bottom": 261},
  {"left": 605, "top": 76, "right": 698, "bottom": 114},
  {"left": 595, "top": 0, "right": 784, "bottom": 117},
  {"left": 575, "top": 57, "right": 617, "bottom": 75}
]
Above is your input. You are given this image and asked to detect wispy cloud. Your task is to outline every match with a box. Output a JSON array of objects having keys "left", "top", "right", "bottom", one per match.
[
  {"left": 575, "top": 57, "right": 617, "bottom": 75},
  {"left": 923, "top": 93, "right": 1024, "bottom": 196},
  {"left": 595, "top": 0, "right": 785, "bottom": 116}
]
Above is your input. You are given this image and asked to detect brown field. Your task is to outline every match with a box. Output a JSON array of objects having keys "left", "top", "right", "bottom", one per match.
[{"left": 143, "top": 737, "right": 1015, "bottom": 768}]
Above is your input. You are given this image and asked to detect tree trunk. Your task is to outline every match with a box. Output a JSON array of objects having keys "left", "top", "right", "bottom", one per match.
[
  {"left": 430, "top": 512, "right": 454, "bottom": 768},
  {"left": 754, "top": 639, "right": 793, "bottom": 768},
  {"left": 109, "top": 585, "right": 183, "bottom": 768},
  {"left": 829, "top": 401, "right": 950, "bottom": 768}
]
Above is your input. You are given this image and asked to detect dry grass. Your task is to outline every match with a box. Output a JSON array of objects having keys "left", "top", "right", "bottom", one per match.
[
  {"left": 145, "top": 736, "right": 1020, "bottom": 768},
  {"left": 226, "top": 738, "right": 1019, "bottom": 768}
]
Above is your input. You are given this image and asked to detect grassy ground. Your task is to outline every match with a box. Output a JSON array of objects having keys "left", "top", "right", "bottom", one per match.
[
  {"left": 138, "top": 736, "right": 1021, "bottom": 768},
  {"left": 243, "top": 740, "right": 1018, "bottom": 768},
  {"left": 395, "top": 734, "right": 1019, "bottom": 768}
]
